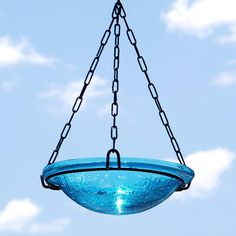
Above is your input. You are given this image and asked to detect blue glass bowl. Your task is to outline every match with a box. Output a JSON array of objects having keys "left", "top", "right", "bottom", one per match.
[{"left": 42, "top": 157, "right": 194, "bottom": 215}]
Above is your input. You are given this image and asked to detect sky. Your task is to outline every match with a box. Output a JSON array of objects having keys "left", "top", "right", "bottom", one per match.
[{"left": 0, "top": 0, "right": 235, "bottom": 235}]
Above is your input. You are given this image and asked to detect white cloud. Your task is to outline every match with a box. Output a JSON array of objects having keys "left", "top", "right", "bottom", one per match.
[
  {"left": 163, "top": 0, "right": 236, "bottom": 41},
  {"left": 176, "top": 148, "right": 235, "bottom": 199},
  {"left": 0, "top": 36, "right": 56, "bottom": 67},
  {"left": 213, "top": 70, "right": 236, "bottom": 87},
  {"left": 0, "top": 199, "right": 40, "bottom": 232},
  {"left": 40, "top": 76, "right": 110, "bottom": 112},
  {"left": 0, "top": 198, "right": 70, "bottom": 234},
  {"left": 29, "top": 218, "right": 70, "bottom": 235}
]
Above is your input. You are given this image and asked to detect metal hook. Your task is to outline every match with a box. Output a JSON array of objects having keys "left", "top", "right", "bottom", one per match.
[
  {"left": 106, "top": 149, "right": 121, "bottom": 169},
  {"left": 176, "top": 182, "right": 191, "bottom": 192},
  {"left": 40, "top": 175, "right": 60, "bottom": 190}
]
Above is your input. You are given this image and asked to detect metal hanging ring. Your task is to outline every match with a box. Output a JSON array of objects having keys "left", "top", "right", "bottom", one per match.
[{"left": 106, "top": 149, "right": 121, "bottom": 169}]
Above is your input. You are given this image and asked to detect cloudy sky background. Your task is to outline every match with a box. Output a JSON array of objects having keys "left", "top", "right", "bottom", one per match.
[{"left": 0, "top": 0, "right": 235, "bottom": 235}]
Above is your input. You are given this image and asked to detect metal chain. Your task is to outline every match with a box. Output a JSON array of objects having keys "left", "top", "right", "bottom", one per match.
[
  {"left": 107, "top": 2, "right": 121, "bottom": 156},
  {"left": 47, "top": 0, "right": 186, "bottom": 167},
  {"left": 47, "top": 16, "right": 115, "bottom": 165},
  {"left": 119, "top": 3, "right": 186, "bottom": 165}
]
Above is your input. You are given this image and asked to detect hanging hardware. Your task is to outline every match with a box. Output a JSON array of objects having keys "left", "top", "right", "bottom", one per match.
[
  {"left": 40, "top": 175, "right": 60, "bottom": 190},
  {"left": 107, "top": 2, "right": 122, "bottom": 161},
  {"left": 106, "top": 149, "right": 121, "bottom": 169},
  {"left": 44, "top": 0, "right": 185, "bottom": 168}
]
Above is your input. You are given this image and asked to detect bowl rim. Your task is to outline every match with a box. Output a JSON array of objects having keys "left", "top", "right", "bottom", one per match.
[{"left": 42, "top": 157, "right": 194, "bottom": 189}]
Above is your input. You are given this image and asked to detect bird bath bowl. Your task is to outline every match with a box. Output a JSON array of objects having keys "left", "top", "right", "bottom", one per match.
[{"left": 42, "top": 157, "right": 194, "bottom": 215}]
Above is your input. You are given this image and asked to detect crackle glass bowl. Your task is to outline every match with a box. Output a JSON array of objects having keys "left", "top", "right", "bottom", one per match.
[{"left": 42, "top": 157, "right": 194, "bottom": 215}]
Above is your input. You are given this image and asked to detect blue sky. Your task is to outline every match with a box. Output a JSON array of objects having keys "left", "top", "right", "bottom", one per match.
[{"left": 0, "top": 0, "right": 235, "bottom": 235}]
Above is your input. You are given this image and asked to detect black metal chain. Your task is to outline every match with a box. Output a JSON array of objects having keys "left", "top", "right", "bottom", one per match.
[
  {"left": 107, "top": 2, "right": 122, "bottom": 159},
  {"left": 47, "top": 0, "right": 186, "bottom": 168},
  {"left": 47, "top": 15, "right": 115, "bottom": 165},
  {"left": 118, "top": 3, "right": 186, "bottom": 166}
]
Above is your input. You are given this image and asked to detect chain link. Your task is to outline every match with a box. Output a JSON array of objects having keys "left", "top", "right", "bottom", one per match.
[
  {"left": 47, "top": 16, "right": 115, "bottom": 165},
  {"left": 119, "top": 3, "right": 186, "bottom": 165},
  {"left": 108, "top": 2, "right": 121, "bottom": 153}
]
